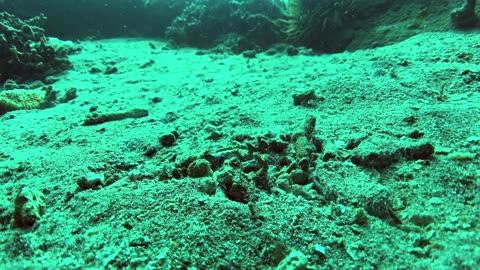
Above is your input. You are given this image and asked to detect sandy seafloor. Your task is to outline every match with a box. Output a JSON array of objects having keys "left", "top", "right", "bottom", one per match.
[{"left": 0, "top": 31, "right": 479, "bottom": 269}]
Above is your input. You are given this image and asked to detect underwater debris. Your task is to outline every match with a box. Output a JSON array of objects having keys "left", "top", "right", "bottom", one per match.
[
  {"left": 82, "top": 108, "right": 149, "bottom": 126},
  {"left": 350, "top": 137, "right": 434, "bottom": 170}
]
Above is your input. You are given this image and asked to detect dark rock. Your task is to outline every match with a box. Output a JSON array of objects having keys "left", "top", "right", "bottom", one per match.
[
  {"left": 285, "top": 46, "right": 299, "bottom": 56},
  {"left": 187, "top": 159, "right": 212, "bottom": 178},
  {"left": 290, "top": 169, "right": 310, "bottom": 185},
  {"left": 269, "top": 140, "right": 288, "bottom": 153},
  {"left": 401, "top": 142, "right": 434, "bottom": 160},
  {"left": 362, "top": 187, "right": 392, "bottom": 219},
  {"left": 350, "top": 152, "right": 399, "bottom": 170},
  {"left": 292, "top": 90, "right": 320, "bottom": 107},
  {"left": 13, "top": 187, "right": 46, "bottom": 228},
  {"left": 216, "top": 171, "right": 251, "bottom": 203},
  {"left": 90, "top": 67, "right": 102, "bottom": 74},
  {"left": 159, "top": 133, "right": 176, "bottom": 147},
  {"left": 298, "top": 157, "right": 310, "bottom": 171},
  {"left": 77, "top": 173, "right": 105, "bottom": 190},
  {"left": 410, "top": 214, "right": 435, "bottom": 227},
  {"left": 104, "top": 66, "right": 118, "bottom": 75}
]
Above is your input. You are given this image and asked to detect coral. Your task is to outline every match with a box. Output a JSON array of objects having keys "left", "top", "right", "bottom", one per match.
[
  {"left": 0, "top": 89, "right": 45, "bottom": 115},
  {"left": 283, "top": 0, "right": 355, "bottom": 52},
  {"left": 165, "top": 0, "right": 285, "bottom": 51},
  {"left": 283, "top": 0, "right": 393, "bottom": 52},
  {"left": 0, "top": 12, "right": 73, "bottom": 83}
]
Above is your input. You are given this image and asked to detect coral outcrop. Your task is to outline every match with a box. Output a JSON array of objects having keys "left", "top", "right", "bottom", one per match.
[
  {"left": 165, "top": 0, "right": 285, "bottom": 53},
  {"left": 284, "top": 0, "right": 392, "bottom": 52},
  {"left": 0, "top": 12, "right": 73, "bottom": 83}
]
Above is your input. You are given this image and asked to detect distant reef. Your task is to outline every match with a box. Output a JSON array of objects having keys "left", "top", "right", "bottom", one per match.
[
  {"left": 0, "top": 0, "right": 186, "bottom": 39},
  {"left": 164, "top": 0, "right": 287, "bottom": 52},
  {"left": 0, "top": 0, "right": 475, "bottom": 54}
]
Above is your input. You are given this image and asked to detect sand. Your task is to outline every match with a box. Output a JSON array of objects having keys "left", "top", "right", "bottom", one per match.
[{"left": 0, "top": 31, "right": 479, "bottom": 269}]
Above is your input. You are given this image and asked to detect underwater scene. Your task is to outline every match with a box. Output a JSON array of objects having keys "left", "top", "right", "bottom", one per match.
[{"left": 0, "top": 0, "right": 479, "bottom": 269}]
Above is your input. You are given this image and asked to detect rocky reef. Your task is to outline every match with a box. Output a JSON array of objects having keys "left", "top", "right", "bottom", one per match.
[
  {"left": 165, "top": 0, "right": 286, "bottom": 53},
  {"left": 0, "top": 12, "right": 74, "bottom": 84}
]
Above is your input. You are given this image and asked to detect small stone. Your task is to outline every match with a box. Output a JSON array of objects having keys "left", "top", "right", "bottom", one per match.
[
  {"left": 352, "top": 208, "right": 368, "bottom": 225},
  {"left": 204, "top": 124, "right": 217, "bottom": 133},
  {"left": 291, "top": 184, "right": 317, "bottom": 200},
  {"left": 216, "top": 171, "right": 251, "bottom": 203},
  {"left": 104, "top": 66, "right": 118, "bottom": 74},
  {"left": 199, "top": 178, "right": 216, "bottom": 195},
  {"left": 313, "top": 244, "right": 327, "bottom": 257},
  {"left": 188, "top": 159, "right": 212, "bottom": 178},
  {"left": 13, "top": 187, "right": 46, "bottom": 228},
  {"left": 286, "top": 46, "right": 299, "bottom": 56},
  {"left": 290, "top": 169, "right": 310, "bottom": 185},
  {"left": 295, "top": 136, "right": 315, "bottom": 158},
  {"left": 276, "top": 174, "right": 292, "bottom": 192},
  {"left": 242, "top": 50, "right": 256, "bottom": 58},
  {"left": 276, "top": 249, "right": 309, "bottom": 270},
  {"left": 362, "top": 187, "right": 392, "bottom": 218},
  {"left": 292, "top": 90, "right": 319, "bottom": 107},
  {"left": 427, "top": 197, "right": 443, "bottom": 205},
  {"left": 144, "top": 144, "right": 158, "bottom": 157},
  {"left": 269, "top": 140, "right": 288, "bottom": 153},
  {"left": 77, "top": 172, "right": 105, "bottom": 190},
  {"left": 298, "top": 158, "right": 310, "bottom": 171},
  {"left": 410, "top": 214, "right": 435, "bottom": 227},
  {"left": 159, "top": 133, "right": 176, "bottom": 147},
  {"left": 447, "top": 151, "right": 476, "bottom": 161},
  {"left": 89, "top": 67, "right": 102, "bottom": 74}
]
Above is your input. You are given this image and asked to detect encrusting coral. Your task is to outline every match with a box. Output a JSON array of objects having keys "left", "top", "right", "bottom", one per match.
[{"left": 0, "top": 89, "right": 45, "bottom": 115}]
